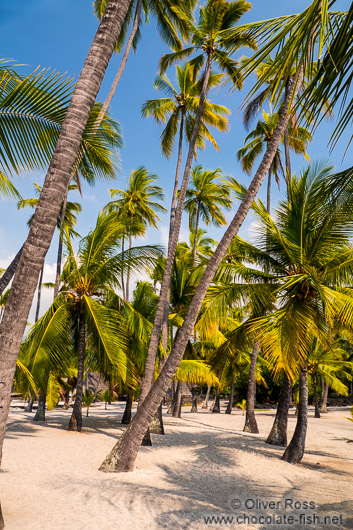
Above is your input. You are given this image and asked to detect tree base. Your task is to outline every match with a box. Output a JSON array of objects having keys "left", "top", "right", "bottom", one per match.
[
  {"left": 243, "top": 413, "right": 259, "bottom": 433},
  {"left": 190, "top": 398, "right": 198, "bottom": 413},
  {"left": 68, "top": 411, "right": 82, "bottom": 432},
  {"left": 266, "top": 423, "right": 287, "bottom": 446},
  {"left": 141, "top": 428, "right": 152, "bottom": 446}
]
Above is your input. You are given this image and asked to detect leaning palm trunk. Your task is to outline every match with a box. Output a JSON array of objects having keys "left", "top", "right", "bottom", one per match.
[
  {"left": 35, "top": 265, "right": 44, "bottom": 322},
  {"left": 69, "top": 304, "right": 85, "bottom": 432},
  {"left": 0, "top": 244, "right": 24, "bottom": 297},
  {"left": 138, "top": 54, "right": 214, "bottom": 406},
  {"left": 225, "top": 378, "right": 234, "bottom": 414},
  {"left": 266, "top": 373, "right": 292, "bottom": 446},
  {"left": 0, "top": 0, "right": 132, "bottom": 472},
  {"left": 243, "top": 341, "right": 260, "bottom": 433},
  {"left": 282, "top": 364, "right": 308, "bottom": 464},
  {"left": 53, "top": 189, "right": 68, "bottom": 299},
  {"left": 99, "top": 70, "right": 303, "bottom": 473},
  {"left": 95, "top": 0, "right": 143, "bottom": 129}
]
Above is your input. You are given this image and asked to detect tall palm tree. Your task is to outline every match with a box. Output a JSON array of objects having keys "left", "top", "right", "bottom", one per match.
[
  {"left": 93, "top": 0, "right": 196, "bottom": 128},
  {"left": 237, "top": 110, "right": 312, "bottom": 212},
  {"left": 105, "top": 167, "right": 166, "bottom": 300},
  {"left": 0, "top": 0, "right": 134, "bottom": 486},
  {"left": 138, "top": 0, "right": 254, "bottom": 412},
  {"left": 184, "top": 165, "right": 232, "bottom": 263}
]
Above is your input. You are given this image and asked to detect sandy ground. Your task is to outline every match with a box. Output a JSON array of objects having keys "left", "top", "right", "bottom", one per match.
[{"left": 1, "top": 401, "right": 353, "bottom": 530}]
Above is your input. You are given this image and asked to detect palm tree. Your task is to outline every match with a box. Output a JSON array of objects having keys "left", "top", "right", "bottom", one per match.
[
  {"left": 0, "top": 0, "right": 136, "bottom": 479},
  {"left": 237, "top": 110, "right": 312, "bottom": 212},
  {"left": 93, "top": 0, "right": 196, "bottom": 128},
  {"left": 234, "top": 163, "right": 353, "bottom": 462},
  {"left": 184, "top": 165, "right": 232, "bottom": 263},
  {"left": 142, "top": 63, "right": 230, "bottom": 229},
  {"left": 138, "top": 0, "right": 254, "bottom": 414},
  {"left": 0, "top": 97, "right": 123, "bottom": 299},
  {"left": 105, "top": 167, "right": 166, "bottom": 300}
]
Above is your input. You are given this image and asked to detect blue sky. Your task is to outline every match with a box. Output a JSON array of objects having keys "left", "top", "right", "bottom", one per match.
[{"left": 0, "top": 0, "right": 351, "bottom": 317}]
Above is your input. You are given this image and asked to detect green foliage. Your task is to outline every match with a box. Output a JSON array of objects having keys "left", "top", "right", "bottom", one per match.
[{"left": 82, "top": 389, "right": 95, "bottom": 416}]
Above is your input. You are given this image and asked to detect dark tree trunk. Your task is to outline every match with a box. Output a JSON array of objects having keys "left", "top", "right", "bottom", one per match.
[
  {"left": 98, "top": 70, "right": 304, "bottom": 473},
  {"left": 266, "top": 373, "right": 292, "bottom": 446},
  {"left": 212, "top": 389, "right": 221, "bottom": 413},
  {"left": 282, "top": 365, "right": 308, "bottom": 464},
  {"left": 0, "top": 245, "right": 23, "bottom": 297},
  {"left": 202, "top": 384, "right": 211, "bottom": 409},
  {"left": 172, "top": 381, "right": 182, "bottom": 418},
  {"left": 53, "top": 188, "right": 68, "bottom": 299},
  {"left": 33, "top": 392, "right": 46, "bottom": 422},
  {"left": 0, "top": 0, "right": 133, "bottom": 473},
  {"left": 225, "top": 379, "right": 234, "bottom": 414},
  {"left": 121, "top": 394, "right": 133, "bottom": 424},
  {"left": 244, "top": 342, "right": 260, "bottom": 433},
  {"left": 24, "top": 396, "right": 34, "bottom": 413},
  {"left": 190, "top": 386, "right": 198, "bottom": 413},
  {"left": 313, "top": 373, "right": 320, "bottom": 418},
  {"left": 68, "top": 304, "right": 85, "bottom": 432},
  {"left": 320, "top": 381, "right": 329, "bottom": 413}
]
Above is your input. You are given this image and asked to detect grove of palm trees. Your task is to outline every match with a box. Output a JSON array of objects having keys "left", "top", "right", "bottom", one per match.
[{"left": 1, "top": 0, "right": 353, "bottom": 528}]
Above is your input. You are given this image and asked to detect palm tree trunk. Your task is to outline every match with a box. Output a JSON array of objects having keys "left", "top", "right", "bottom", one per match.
[
  {"left": 202, "top": 384, "right": 211, "bottom": 409},
  {"left": 121, "top": 235, "right": 126, "bottom": 300},
  {"left": 95, "top": 0, "right": 143, "bottom": 129},
  {"left": 172, "top": 381, "right": 182, "bottom": 418},
  {"left": 0, "top": 244, "right": 24, "bottom": 296},
  {"left": 121, "top": 394, "right": 133, "bottom": 424},
  {"left": 53, "top": 189, "right": 68, "bottom": 299},
  {"left": 35, "top": 265, "right": 44, "bottom": 322},
  {"left": 24, "top": 396, "right": 34, "bottom": 413},
  {"left": 192, "top": 204, "right": 201, "bottom": 264},
  {"left": 33, "top": 391, "right": 46, "bottom": 422},
  {"left": 0, "top": 0, "right": 133, "bottom": 468},
  {"left": 69, "top": 303, "right": 85, "bottom": 432},
  {"left": 244, "top": 341, "right": 260, "bottom": 433},
  {"left": 266, "top": 373, "right": 292, "bottom": 446},
  {"left": 225, "top": 378, "right": 234, "bottom": 414},
  {"left": 313, "top": 373, "right": 320, "bottom": 418},
  {"left": 149, "top": 403, "right": 164, "bottom": 434},
  {"left": 320, "top": 381, "right": 329, "bottom": 413},
  {"left": 99, "top": 67, "right": 304, "bottom": 473},
  {"left": 266, "top": 172, "right": 271, "bottom": 213},
  {"left": 126, "top": 234, "right": 132, "bottom": 302},
  {"left": 190, "top": 386, "right": 198, "bottom": 413},
  {"left": 211, "top": 388, "right": 221, "bottom": 413},
  {"left": 138, "top": 54, "right": 214, "bottom": 406},
  {"left": 283, "top": 80, "right": 292, "bottom": 185},
  {"left": 282, "top": 364, "right": 308, "bottom": 464}
]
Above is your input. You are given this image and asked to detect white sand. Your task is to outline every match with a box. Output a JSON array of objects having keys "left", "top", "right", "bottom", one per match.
[{"left": 1, "top": 402, "right": 353, "bottom": 529}]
